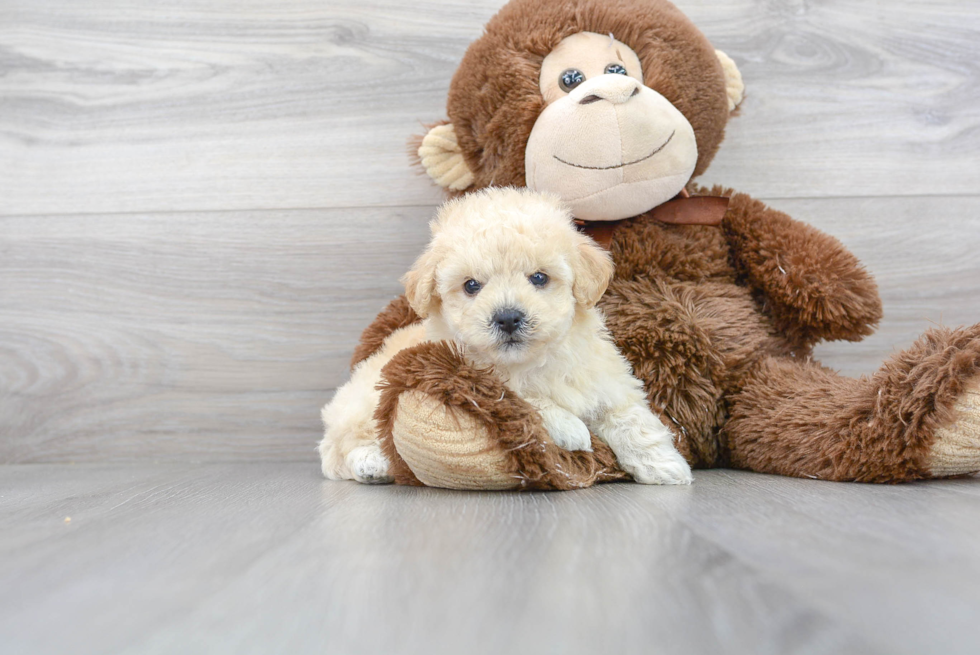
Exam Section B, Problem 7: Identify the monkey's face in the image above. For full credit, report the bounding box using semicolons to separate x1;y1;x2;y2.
418;0;744;219
525;32;698;221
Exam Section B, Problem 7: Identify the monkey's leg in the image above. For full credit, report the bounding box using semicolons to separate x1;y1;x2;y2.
724;325;980;482
350;295;420;370
374;342;629;490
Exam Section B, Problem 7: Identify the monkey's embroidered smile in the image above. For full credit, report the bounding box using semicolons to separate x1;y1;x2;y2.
553;130;676;171
517;33;701;221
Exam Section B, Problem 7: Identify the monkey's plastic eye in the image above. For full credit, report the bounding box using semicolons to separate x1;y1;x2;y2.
528;272;549;287
463;279;482;296
559;69;585;93
605;63;628;76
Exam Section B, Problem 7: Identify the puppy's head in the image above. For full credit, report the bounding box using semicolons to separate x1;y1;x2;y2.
402;187;614;365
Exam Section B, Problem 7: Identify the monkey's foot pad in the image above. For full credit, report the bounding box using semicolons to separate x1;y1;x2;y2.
930;376;980;477
375;341;627;490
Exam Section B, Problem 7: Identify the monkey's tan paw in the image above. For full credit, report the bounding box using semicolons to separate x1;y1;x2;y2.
376;342;630;490
391;390;519;490
928;376;980;478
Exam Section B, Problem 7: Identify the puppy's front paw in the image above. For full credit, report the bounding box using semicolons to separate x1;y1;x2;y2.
346;443;393;484
621;445;693;485
540;406;592;452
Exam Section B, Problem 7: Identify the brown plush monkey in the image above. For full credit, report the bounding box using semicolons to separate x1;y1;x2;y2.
352;0;980;489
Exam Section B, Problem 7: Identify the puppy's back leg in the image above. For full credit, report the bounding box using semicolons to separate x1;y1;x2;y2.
320;373;389;482
319;323;426;482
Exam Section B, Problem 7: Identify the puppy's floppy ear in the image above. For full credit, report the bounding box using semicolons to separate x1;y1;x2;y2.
401;246;440;318
572;235;615;308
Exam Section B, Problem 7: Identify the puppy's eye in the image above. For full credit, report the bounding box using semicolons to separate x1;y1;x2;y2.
559;69;585;93
604;63;628;76
463;279;482;296
528;272;549;287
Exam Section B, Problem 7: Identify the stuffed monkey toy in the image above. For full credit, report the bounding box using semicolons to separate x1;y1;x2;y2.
348;0;980;489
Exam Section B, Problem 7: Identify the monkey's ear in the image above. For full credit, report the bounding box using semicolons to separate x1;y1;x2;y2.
572;237;615;308
715;50;745;112
401;247;440;318
417;123;475;191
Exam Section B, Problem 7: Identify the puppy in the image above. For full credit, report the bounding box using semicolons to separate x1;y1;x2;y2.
320;187;692;485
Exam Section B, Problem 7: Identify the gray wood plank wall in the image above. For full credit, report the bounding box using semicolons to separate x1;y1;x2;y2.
2;0;979;462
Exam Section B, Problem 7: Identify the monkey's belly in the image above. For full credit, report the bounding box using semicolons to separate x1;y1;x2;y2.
599;277;778;467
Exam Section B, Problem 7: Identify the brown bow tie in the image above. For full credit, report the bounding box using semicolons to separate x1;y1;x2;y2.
575;191;730;249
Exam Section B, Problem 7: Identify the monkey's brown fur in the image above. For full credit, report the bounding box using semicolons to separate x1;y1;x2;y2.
355;0;980;484
374;343;628;489
350;296;419;370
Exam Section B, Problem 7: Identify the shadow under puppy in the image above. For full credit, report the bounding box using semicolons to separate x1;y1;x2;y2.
320;187;692;485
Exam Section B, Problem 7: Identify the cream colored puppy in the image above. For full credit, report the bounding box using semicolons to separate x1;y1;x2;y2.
320;187;692;485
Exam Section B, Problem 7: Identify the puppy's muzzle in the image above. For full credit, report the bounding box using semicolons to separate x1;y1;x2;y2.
491;307;526;336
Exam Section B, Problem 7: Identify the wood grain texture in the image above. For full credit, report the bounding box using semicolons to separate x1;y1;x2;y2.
0;0;978;216
4;464;980;655
2;197;978;462
0;206;432;462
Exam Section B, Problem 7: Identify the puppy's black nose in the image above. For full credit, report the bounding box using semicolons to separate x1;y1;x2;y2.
492;308;525;335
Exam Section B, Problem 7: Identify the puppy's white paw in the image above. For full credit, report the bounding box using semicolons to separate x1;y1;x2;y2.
540;406;593;452
620;445;693;485
346;443;393;484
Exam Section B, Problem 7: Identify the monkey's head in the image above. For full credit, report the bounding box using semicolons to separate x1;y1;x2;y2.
417;0;744;221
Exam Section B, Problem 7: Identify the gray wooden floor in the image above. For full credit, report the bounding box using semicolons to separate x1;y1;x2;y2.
4;465;980;655
2;0;980;652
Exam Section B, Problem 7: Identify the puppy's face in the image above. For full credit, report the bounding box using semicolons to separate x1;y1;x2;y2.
431;224;576;365
403;188;614;366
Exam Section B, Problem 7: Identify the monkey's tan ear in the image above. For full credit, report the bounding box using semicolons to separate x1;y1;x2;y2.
572;237;615;308
418;123;475;191
401;247;440;318
715;50;744;112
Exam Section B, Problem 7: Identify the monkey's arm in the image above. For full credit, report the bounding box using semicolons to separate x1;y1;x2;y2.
716;189;883;346
349;295;421;370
